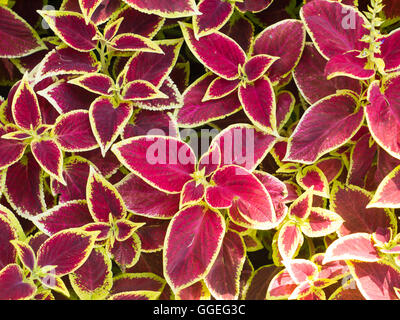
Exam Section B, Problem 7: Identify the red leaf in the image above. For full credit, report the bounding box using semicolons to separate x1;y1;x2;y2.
164;205;225;291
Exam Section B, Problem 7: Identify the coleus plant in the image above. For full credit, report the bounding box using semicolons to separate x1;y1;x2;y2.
1;0;400;301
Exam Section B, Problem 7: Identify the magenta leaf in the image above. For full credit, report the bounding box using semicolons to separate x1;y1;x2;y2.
238;77;276;133
293;43;362;104
51;156;92;203
53;110;99;152
87;167;126;222
210;124;276;170
180;22;246;80
347;260;400;300
33;200;93;235
122;0;199;18
69;73;114;96
38;10;97;52
325;51;373;80
164;204;225;291
205;230;245;300
36;228;99;276
11;79;42;131
0;264;36;300
206;165;277;229
0;126;27;170
330;183;396;236
365;77;400;160
300;0;368;59
0;215;17;269
4;153;46;218
177;73;241;127
253;19;305;83
31;139;65;185
89;97;132;156
116;173;180;219
69;247;112;300
285;93;364;164
193;0;234;37
112;136;196;193
36;47;100;79
124;39;183;88
0;5;46;58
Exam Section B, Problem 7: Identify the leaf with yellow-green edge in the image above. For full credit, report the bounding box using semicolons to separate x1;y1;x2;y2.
323;233;381;264
202;77;240;101
369;164;400;208
109;33;163;53
111;135;196;194
115;173;180;219
124;38;184;88
122;0;199;18
0;204;25;240
266;269;298;300
39;273;70;297
110;232;142;268
0;5;46;58
252;19;305;84
242;264;278;300
35;46;100;80
365;77;400;161
206;165;277;230
316;157;344;185
284;92;363;164
347;260;400;300
32;200;94;236
330;182;397;237
180;179;205;209
179;22;246;80
86;166;126;222
176;73;241;128
52;110;99;152
68;73;114;96
69;246;112;300
347;133;376;187
37;10;98;52
108;5;165;39
0;264;36;300
163;204;225;292
78;0;103;24
0;125;27;171
0;214;18;270
4;153;47;219
122;79;168;101
296;165;330;198
205;230;246;300
243;230;263;252
276;90;295;132
11;77;42;131
108;290;160;300
277;221;304;261
193;0;234;38
288;188;314;220
111;272;166;295
10;240;36;272
36;228;100;277
210;123;277;171
115;219;144;242
31;139;66;186
299;0;368;60
238;76;277;135
89;97;133;157
176;281;211;300
301;208;343;238
50;156;93;203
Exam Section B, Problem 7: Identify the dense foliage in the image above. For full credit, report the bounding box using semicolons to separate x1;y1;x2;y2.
1;0;400;300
